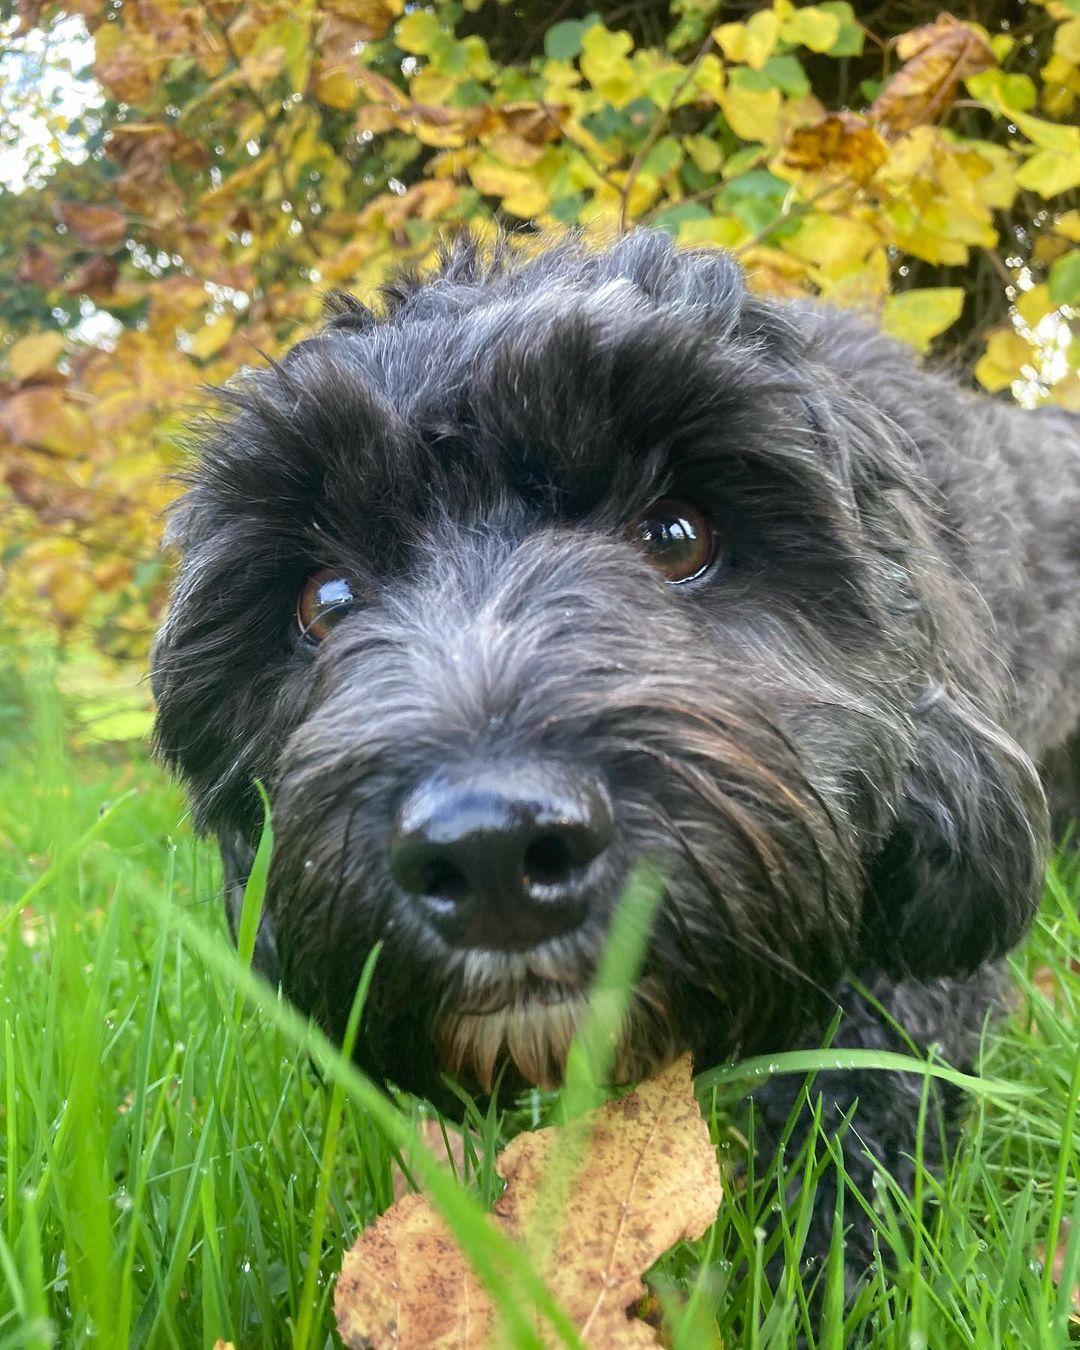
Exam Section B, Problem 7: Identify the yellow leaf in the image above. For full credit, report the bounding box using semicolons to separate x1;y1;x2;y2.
974;329;1033;393
683;134;723;174
776;2;842;53
468;159;549;217
676;216;745;249
188;313;235;359
251;18;310;94
882;287;965;353
1048;373;1080;412
394;9;442;55
714;11;779;70
818;246;890;309
719;85;781;144
1016;149;1080;198
580;24;636;107
1054;18;1080;64
965;68;1038;112
784;213;879;268
691;53;725;103
1056;210;1080;243
314;65;359;109
1015;284;1055;328
8;332;65;382
1008;109;1080;154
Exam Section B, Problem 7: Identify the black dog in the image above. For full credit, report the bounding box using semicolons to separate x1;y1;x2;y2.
152;232;1080;1282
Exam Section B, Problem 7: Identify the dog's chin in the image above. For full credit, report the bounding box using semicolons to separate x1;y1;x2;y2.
433;976;680;1094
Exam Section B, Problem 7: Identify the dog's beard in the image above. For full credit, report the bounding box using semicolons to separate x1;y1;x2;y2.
433;968;678;1092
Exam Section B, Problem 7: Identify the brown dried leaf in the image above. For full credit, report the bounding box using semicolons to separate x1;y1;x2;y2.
1037;1222;1080;1314
780;112;887;183
871;14;994;133
2;388;94;458
65;255;121;301
335;1055;721;1349
17;243;58;290
54;201;128;250
323;0;402;40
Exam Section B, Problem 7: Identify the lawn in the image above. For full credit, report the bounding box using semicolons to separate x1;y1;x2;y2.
0;673;1077;1349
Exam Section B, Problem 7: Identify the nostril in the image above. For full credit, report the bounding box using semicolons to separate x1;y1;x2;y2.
523;831;577;887
418;857;470;905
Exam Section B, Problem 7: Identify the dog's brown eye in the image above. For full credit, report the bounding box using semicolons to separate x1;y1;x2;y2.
628;499;717;583
297;570;356;642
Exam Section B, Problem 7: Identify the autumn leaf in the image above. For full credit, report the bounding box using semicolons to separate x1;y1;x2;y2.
17;243;58;289
53;201;128;250
779;112;887;183
881;286;965;352
64;255;121;301
2;0;1077;668
324;0;402;40
2;388;93;457
975;328;1034;393
8;332;65;382
871;14;995;133
335;1055;722;1349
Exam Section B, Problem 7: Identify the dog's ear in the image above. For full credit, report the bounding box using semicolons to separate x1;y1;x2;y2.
219;830;281;985
862;685;1048;977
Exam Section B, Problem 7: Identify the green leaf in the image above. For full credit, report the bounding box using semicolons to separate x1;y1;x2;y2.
966;69;1038;113
818;1;864;56
1048;250;1080;307
762;53;810;97
642;135;682;177
545;19;588;62
650;201;712;235
882;287;965;353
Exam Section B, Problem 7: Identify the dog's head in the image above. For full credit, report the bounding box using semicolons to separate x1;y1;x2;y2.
152;232;1047;1099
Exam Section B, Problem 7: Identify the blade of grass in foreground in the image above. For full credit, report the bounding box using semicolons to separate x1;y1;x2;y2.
697;1046;1036;1099
130;873;586;1350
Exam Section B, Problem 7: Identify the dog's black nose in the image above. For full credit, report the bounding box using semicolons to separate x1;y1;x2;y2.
389;763;614;950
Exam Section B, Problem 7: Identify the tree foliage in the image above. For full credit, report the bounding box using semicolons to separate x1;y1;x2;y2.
1;0;1078;709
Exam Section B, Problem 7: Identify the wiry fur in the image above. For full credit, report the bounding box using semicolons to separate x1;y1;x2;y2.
152;231;1080;1289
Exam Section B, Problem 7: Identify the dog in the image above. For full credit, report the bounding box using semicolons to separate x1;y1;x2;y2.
151;230;1080;1286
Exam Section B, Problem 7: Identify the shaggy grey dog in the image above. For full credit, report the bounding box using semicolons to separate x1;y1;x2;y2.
151;231;1080;1286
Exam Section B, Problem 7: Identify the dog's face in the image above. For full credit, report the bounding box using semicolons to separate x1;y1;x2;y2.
152;233;1046;1101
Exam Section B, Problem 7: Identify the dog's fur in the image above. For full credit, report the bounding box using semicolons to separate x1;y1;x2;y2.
152;231;1080;1283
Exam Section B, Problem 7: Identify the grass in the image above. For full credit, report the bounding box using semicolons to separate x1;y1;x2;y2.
0;672;1077;1349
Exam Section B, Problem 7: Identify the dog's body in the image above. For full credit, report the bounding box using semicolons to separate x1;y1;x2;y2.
152;232;1080;1286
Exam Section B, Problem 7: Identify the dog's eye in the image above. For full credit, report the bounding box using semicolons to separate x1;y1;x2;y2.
297;570;357;642
628;499;718;584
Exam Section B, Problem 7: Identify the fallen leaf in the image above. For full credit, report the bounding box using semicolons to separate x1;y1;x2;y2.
335;1055;721;1349
871;14;994;133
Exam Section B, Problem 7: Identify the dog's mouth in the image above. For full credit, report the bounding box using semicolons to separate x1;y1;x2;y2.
433;976;679;1092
